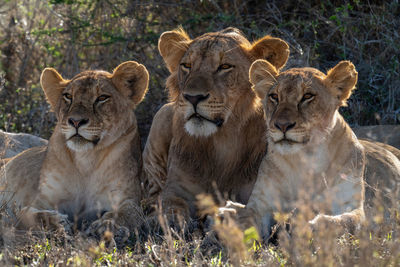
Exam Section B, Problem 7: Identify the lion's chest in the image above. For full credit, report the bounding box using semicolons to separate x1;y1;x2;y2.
169;135;257;203
253;150;363;216
38;165;124;218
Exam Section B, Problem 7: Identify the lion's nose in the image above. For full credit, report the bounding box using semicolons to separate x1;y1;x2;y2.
68;117;89;129
274;121;296;133
183;94;210;107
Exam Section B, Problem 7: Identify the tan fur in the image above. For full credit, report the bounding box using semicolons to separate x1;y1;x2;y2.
0;61;148;234
143;28;289;219
238;60;400;238
354;125;400;150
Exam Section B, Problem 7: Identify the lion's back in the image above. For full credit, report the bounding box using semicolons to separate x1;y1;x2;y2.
0;146;47;209
361;139;400;219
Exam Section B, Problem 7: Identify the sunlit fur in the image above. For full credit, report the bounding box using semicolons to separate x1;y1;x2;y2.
184;118;218;137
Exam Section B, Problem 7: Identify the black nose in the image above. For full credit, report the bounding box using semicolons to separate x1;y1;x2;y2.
183;94;209;107
68;117;89;129
274;121;296;133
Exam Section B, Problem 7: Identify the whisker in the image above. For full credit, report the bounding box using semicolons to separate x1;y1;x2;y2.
223;105;239;120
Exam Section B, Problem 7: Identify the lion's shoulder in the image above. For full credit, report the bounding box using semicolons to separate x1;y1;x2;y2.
145;102;174;148
153;102;175;125
143;103;175;196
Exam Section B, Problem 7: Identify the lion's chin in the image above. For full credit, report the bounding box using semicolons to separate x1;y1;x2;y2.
184;117;218;137
66;135;98;152
271;139;307;155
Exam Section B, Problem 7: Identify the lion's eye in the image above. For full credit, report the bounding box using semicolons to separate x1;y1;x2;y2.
63;93;72;102
268;93;279;102
301;93;315;102
181;63;191;70
218;64;233;71
96;95;110;103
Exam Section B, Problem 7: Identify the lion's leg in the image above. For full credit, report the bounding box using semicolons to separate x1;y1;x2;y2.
86;199;143;245
159;179;192;220
17;206;71;233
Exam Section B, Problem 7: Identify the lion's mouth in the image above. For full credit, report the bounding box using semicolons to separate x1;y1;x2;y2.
274;137;309;145
188;113;224;127
69;134;100;145
275;138;298;145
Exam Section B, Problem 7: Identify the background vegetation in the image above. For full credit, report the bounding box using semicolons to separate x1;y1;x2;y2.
0;0;399;142
0;0;399;265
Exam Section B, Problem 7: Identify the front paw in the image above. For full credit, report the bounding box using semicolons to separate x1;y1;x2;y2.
18;207;72;233
86;219;130;246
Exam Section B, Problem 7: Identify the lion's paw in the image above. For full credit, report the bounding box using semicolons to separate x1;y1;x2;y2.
19;207;72;233
86;219;130;247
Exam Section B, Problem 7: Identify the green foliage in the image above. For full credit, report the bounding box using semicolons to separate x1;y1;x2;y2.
243;226;260;249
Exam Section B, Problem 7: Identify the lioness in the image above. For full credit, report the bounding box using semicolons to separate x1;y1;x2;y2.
354;125;400;150
236;60;400;238
0;61;148;237
143;27;290;220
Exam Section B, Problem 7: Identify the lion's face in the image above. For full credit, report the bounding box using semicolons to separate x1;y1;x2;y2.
40;61;149;152
250;60;358;154
177;36;255;137
158;28;289;137
57;72;134;152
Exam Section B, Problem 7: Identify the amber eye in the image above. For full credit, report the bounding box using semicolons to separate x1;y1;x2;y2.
181;63;191;70
301;93;315;102
63;93;72;102
96;95;110;103
218;64;233;71
268;93;279;102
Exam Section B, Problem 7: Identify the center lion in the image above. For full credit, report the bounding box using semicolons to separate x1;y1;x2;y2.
143;27;290;220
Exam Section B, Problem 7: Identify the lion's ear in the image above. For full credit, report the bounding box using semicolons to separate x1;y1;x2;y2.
249;59;278;99
248;36;289;70
40;68;68;111
158;28;191;73
112;61;149;106
324;61;358;106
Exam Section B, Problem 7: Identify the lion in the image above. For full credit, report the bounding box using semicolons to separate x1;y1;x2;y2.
231;60;400;238
0;61;148;239
142;27;290;221
354;125;400;150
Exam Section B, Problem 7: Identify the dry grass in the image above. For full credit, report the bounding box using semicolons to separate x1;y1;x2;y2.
0;194;398;266
0;219;398;266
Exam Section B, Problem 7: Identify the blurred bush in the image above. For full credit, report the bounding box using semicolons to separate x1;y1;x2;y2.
0;0;399;142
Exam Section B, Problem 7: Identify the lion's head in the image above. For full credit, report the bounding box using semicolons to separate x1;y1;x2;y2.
158;27;289;137
249;60;358;154
40;61;149;152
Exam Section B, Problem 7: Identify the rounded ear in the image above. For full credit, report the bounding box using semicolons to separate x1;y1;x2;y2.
248;36;289;70
40;68;68;111
324;61;358;106
249;59;278;99
158;28;191;73
112;61;149;106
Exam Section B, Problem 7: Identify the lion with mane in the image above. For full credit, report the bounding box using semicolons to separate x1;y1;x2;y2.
143;27;290;220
